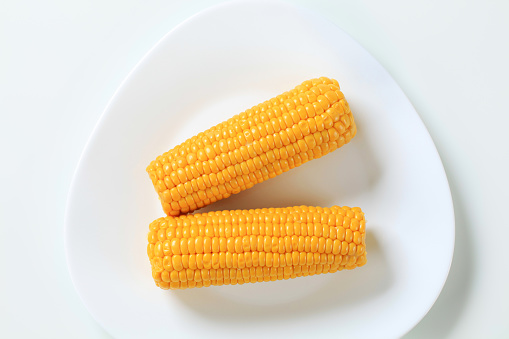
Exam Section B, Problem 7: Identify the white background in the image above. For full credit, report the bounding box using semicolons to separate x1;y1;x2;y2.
1;0;508;338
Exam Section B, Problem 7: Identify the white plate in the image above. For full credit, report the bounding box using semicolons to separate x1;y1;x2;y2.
65;1;454;338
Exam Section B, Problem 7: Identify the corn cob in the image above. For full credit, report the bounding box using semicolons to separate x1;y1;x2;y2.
147;205;366;290
147;77;357;216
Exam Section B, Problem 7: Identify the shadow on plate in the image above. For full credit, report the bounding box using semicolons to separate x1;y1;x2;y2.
170;231;392;322
402;159;474;338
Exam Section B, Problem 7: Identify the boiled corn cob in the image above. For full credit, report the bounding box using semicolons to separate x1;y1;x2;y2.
147;77;357;216
148;205;366;290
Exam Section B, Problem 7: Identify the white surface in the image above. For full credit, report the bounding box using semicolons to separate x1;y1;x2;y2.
1;0;508;338
64;2;453;338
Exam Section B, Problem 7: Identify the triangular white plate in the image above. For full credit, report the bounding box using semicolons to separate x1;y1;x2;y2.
65;1;454;338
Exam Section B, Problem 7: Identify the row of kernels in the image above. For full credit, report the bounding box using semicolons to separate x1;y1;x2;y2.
154;268;268;289
147;240;366;271
151;252;366;280
150;232;365;257
289;205;358;215
155;264;334;284
155;268;313;290
151;244;365;272
154;258;362;290
150;205;364;231
152;250;358;282
157;206;365;236
148;220;364;243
